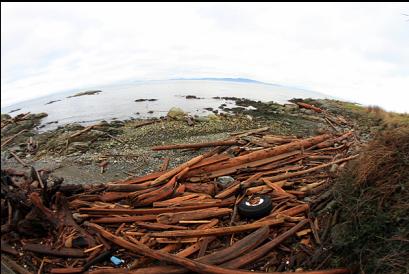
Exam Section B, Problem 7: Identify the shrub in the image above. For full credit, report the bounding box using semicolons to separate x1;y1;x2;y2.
332;127;409;274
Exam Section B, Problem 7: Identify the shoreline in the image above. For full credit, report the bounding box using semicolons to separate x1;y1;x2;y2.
1;97;388;186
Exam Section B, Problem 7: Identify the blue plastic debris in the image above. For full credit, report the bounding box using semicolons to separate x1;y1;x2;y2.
110;256;124;266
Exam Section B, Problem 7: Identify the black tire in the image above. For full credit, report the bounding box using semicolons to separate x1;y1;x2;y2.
238;195;272;219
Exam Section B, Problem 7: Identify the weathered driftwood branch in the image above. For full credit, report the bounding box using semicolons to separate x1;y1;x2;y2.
150;155;205;186
260;155;358;183
314;131;353;149
296;102;323;113
1;129;28;148
79;197;235;215
91;215;157;224
221;219;309;268
152;140;240;151
23;244;86;257
9;151;29;167
186;134;331;177
136;222;188;230
69;125;95;139
198;226;270;265
157;207;232;224
1;255;33;274
189;150;301;181
150;218;284;238
86;222;350;274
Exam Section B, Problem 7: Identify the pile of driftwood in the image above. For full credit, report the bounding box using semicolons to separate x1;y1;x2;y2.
1;127;358;274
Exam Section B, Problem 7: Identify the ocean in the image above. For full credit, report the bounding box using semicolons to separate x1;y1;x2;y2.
1;79;329;131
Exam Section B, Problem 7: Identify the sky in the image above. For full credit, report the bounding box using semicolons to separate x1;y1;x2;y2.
1;3;409;112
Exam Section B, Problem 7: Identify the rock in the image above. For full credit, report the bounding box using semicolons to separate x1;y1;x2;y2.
207;113;221;121
108;120;125;128
284;104;298;112
6;120;34;135
1;114;11;120
216;176;235;188
30;181;39;188
45;100;61;105
64;123;85;132
72;213;86;222
8;108;21;114
167;107;187;120
134;99;157;102
70;130;104;143
67;142;90;154
304;109;314;115
34;112;48;119
330;164;339;173
185;95;202;99
315;127;327;135
194;116;211;122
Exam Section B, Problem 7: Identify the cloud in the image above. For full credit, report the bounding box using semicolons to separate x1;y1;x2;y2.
1;2;409;112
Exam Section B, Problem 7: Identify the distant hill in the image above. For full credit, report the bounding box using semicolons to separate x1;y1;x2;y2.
170;77;281;86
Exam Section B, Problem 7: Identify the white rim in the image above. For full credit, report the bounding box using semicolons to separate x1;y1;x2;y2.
245;197;264;207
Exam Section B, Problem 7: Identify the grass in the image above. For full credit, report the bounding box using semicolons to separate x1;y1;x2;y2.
331;127;409;274
337;101;409;128
364;105;409;127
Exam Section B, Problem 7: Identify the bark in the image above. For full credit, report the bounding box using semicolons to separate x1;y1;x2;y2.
184;183;216;196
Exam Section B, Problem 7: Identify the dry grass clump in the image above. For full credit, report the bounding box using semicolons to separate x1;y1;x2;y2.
365;105;409;128
332;127;409;274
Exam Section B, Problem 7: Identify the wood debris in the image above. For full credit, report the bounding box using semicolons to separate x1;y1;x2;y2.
1;127;357;274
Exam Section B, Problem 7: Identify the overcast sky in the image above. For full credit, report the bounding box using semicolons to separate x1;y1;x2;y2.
2;3;409;112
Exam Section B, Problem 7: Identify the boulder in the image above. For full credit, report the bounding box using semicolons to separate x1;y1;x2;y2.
167;107;187;120
216;176;235;188
194;116;210;122
67;142;90;154
207;113;221;121
283;104;298;112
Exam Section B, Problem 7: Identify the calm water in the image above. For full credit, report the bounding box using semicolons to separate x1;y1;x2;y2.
1;79;329;131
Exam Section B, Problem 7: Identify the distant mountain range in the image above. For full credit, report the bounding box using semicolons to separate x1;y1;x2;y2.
170;77;278;85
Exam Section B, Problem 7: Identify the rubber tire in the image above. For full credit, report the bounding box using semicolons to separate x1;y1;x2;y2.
238;195;273;219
